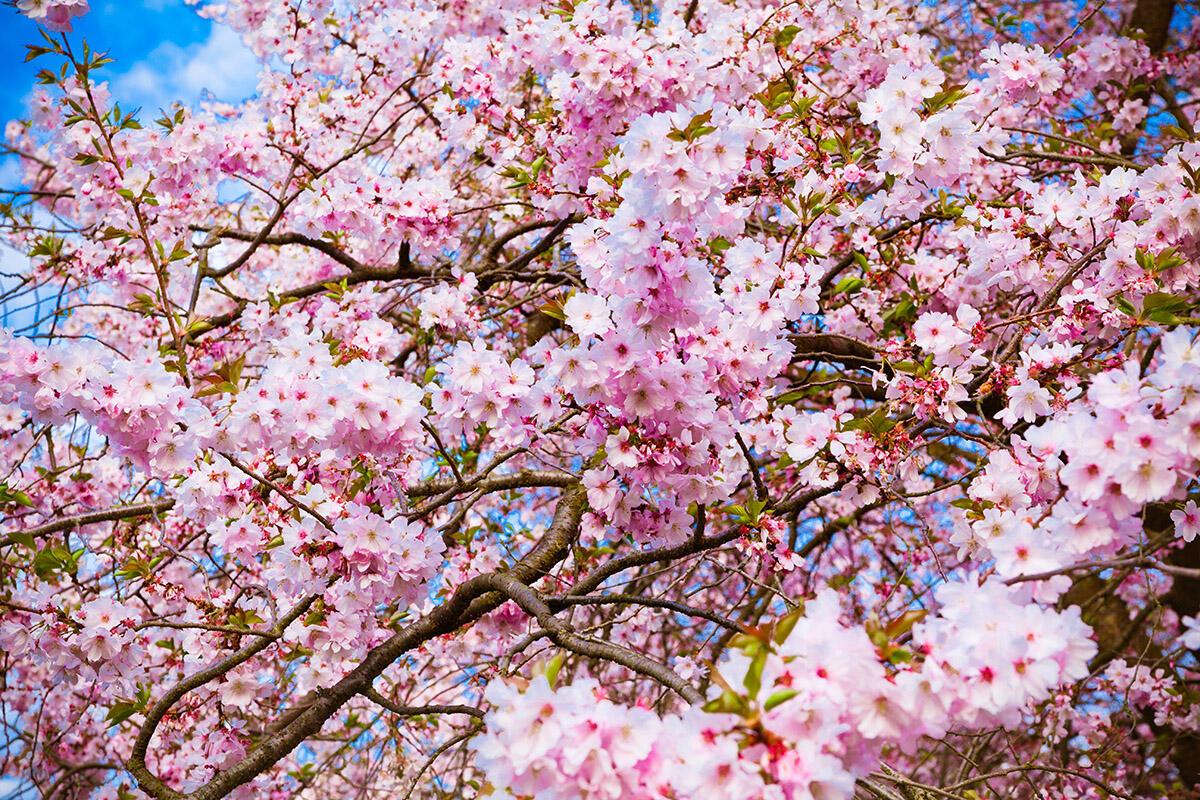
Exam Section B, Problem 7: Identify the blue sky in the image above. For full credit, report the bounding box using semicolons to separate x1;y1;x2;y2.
0;0;258;129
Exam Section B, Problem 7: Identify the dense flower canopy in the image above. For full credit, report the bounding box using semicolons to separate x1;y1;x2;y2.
1;0;1199;797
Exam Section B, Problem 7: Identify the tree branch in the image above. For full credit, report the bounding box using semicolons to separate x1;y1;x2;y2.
2;499;175;548
361;687;483;719
487;573;704;704
139;483;585;800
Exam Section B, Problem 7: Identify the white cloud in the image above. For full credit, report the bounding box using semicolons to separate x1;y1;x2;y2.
109;24;259;113
0;155;22;187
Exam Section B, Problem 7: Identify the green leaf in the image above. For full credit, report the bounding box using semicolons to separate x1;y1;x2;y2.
772;605;805;644
827;573;853;589
8;531;36;550
727;501;768;525
545;652;565;688
885;609;927;639
709;236;733;253
0;482;34;508
117;558;154;580
1142;292;1186;311
107;701;141;727
789;95;818;119
868;625;890;647
195;380;239;398
529;154;547;180
832;276;865;295
25;44;53;62
33;546;81;579
669;109;716;143
538;296;568;322
757;79;793;110
923;83;966;114
774;389;808;406
1142;292;1191;319
702;689;750;716
1162;124;1193;143
881;295;918;336
763;688;800;711
773;26;801;50
842;408;895;436
743;646;767;698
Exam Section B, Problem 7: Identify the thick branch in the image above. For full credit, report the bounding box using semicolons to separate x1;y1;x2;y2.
487;573;704;704
127;593;321;800
548;592;742;631
789;333;878;368
361;687;483;719
139;483;584;800
2;499;175;548
406;469;578;498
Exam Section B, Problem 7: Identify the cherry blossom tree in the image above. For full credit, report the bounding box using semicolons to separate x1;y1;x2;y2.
2;0;1199;797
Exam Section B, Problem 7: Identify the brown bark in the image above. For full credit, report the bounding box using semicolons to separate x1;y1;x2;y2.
1122;0;1179;152
1127;0;1177;54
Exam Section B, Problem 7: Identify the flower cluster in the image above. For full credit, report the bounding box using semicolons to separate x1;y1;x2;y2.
953;329;1200;585
0;331;207;472
474;583;1095;800
4;0;1200;797
223;324;426;465
17;0;89;32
